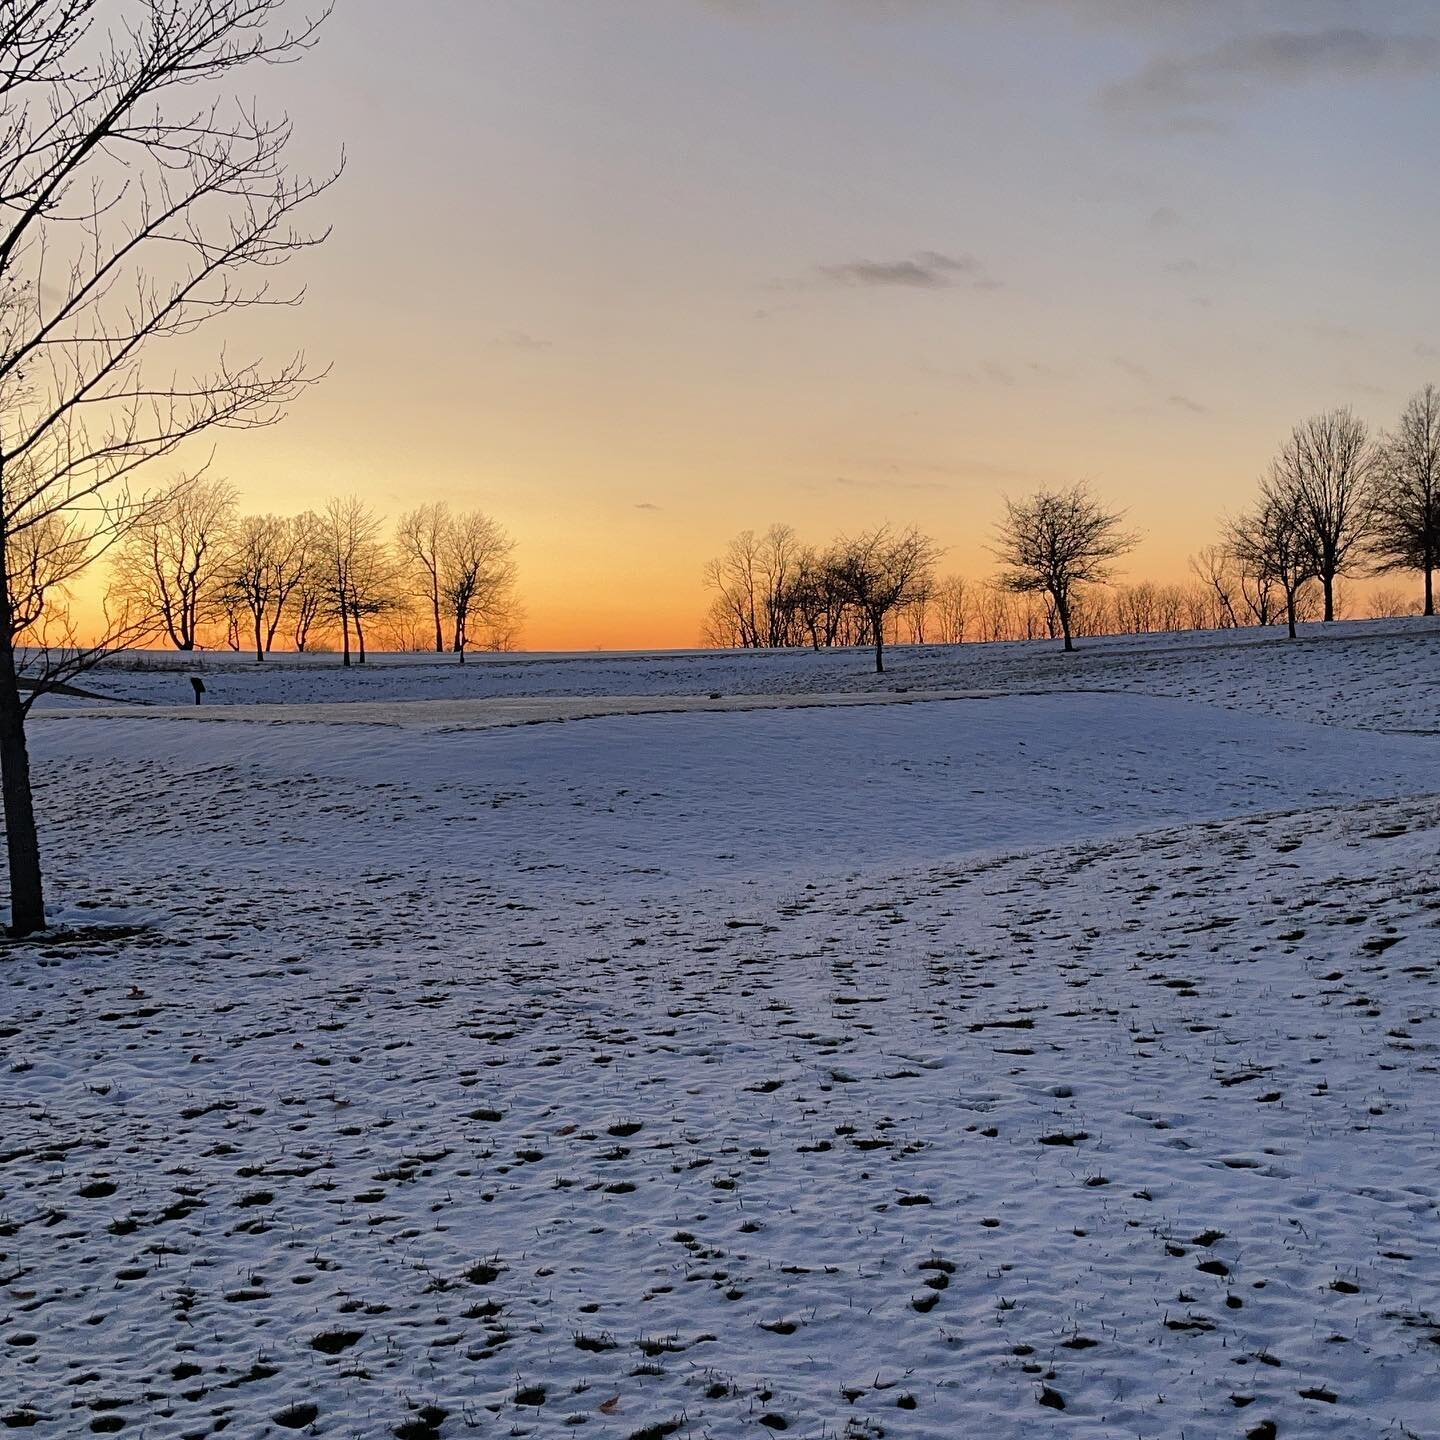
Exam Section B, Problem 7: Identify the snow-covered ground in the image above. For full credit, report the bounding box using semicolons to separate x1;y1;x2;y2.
4;627;1440;1439
65;618;1440;733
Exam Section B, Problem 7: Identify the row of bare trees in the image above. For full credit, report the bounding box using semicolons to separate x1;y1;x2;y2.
704;392;1440;660
705;486;1137;659
1219;396;1440;637
703;524;939;672
108;481;520;664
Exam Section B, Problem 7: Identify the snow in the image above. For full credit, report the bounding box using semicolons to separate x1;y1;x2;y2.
62;618;1440;733
3;626;1440;1439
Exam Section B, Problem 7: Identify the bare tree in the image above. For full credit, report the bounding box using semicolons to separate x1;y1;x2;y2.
1229;483;1314;640
221;510;316;661
755;523;804;648
111;477;236;649
290;523;325;653
827;526;939;674
701;524;809;649
441;508;517;660
901;574;933;643
396;501;451;653
1371;385;1440;616
702;529;763;648
318;497;393;666
0;0;336;934
1271;408;1378;623
1233;544;1278;627
1367;586;1420;620
992;484;1138;651
1180;582;1219;632
3;453;93;641
1189;545;1242;628
931;574;972;645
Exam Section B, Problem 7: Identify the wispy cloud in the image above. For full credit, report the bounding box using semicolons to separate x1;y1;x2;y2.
495;330;553;351
1168;393;1208;414
634;501;662;511
817;250;994;290
1103;28;1440;131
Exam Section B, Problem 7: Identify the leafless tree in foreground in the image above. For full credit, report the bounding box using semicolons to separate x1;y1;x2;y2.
992;484;1138;652
111;478;237;649
1270;408;1378;623
0;0;337;934
827;526;940;674
1371;385;1440;616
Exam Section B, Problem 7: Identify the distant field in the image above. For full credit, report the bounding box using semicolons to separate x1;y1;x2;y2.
55;617;1440;733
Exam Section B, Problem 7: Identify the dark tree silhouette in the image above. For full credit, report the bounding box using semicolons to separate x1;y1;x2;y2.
221;510;319;661
1228;483;1314;640
827;526;939;674
992;484;1138;651
442;509;517;660
0;0;337;934
1372;385;1440;616
319;497;391;666
1271;408;1377;623
396;502;451;653
111;478;237;649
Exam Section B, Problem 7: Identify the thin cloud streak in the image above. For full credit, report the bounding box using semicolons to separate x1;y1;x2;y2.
817;250;994;290
1103;27;1440;130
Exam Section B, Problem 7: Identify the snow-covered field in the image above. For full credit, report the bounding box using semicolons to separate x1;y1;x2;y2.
4;625;1440;1439
67;618;1440;733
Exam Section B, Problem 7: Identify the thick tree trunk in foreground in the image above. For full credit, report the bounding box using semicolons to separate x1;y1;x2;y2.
0;545;44;935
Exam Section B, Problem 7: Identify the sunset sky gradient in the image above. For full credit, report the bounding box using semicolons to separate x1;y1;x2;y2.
183;0;1440;648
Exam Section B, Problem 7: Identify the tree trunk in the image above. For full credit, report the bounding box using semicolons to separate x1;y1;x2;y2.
340;596;351;667
1425;561;1434;618
871;610;884;674
1286;591;1297;640
1322;574;1335;623
355;612;367;663
431;581;443;654
254;614;264;664
1056;592;1074;652
0;556;45;936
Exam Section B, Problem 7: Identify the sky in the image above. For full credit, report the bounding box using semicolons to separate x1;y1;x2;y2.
175;0;1440;648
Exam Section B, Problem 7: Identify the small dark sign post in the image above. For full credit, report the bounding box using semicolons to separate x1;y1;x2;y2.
190;676;206;706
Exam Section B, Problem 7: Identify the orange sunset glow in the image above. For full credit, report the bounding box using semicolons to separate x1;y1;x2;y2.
66;0;1440;650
